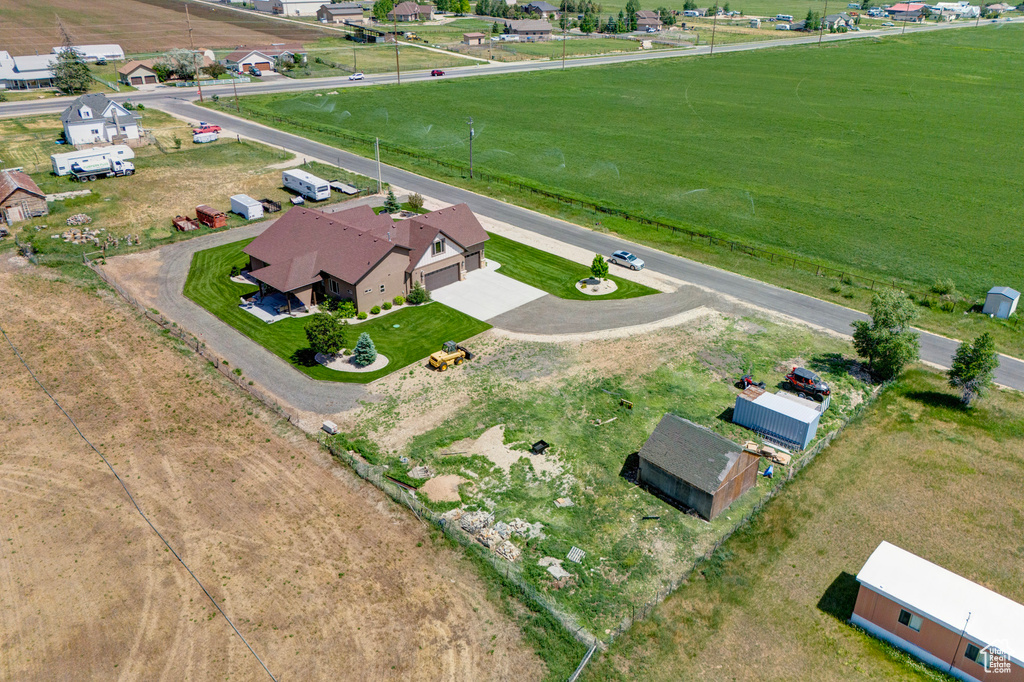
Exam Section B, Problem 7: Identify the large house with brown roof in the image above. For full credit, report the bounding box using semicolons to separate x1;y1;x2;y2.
224;45;305;73
0;170;48;224
388;1;435;21
117;61;159;86
503;19;553;40
243;203;489;312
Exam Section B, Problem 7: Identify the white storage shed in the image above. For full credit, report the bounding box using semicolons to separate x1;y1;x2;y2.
230;194;264;220
983;286;1019;319
733;386;821;450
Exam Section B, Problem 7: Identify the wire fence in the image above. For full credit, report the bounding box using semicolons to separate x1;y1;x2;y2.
233;106;951;307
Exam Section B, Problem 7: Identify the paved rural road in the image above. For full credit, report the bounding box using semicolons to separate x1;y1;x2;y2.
0;18;1011;120
137;98;1024;398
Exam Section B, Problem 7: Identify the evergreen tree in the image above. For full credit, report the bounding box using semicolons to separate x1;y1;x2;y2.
352;332;378;367
383;189;401;213
948;333;999;407
53;48;91;95
590;254;609;279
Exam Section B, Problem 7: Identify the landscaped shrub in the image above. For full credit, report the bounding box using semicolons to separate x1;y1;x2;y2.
304;312;346;356
407;281;430;304
358;311;368;320
352;332;377;367
335;300;357;318
393;295;405;306
408;193;424;211
319;298;338;313
382;301;392;310
370;305;381;315
230;265;241;277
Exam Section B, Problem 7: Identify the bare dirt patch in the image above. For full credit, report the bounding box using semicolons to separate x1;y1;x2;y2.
421;474;469;502
0;270;543;681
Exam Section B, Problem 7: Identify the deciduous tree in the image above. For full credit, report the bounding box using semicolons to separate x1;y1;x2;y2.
851;290;920;381
948;332;999;407
305;312;347;357
590;253;609;279
53;48;91;94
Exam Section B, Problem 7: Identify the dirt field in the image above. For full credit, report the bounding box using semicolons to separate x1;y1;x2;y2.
1;0;332;54
0;266;544;681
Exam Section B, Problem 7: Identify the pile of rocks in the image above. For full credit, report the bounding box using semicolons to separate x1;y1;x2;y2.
440;508;527;563
61;227;101;245
66;213;92;227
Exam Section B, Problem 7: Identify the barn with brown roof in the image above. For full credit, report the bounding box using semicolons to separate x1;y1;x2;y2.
0;170;48;224
243;202;488;312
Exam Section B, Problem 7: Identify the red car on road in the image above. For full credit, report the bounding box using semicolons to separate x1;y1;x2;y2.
430;69;445;77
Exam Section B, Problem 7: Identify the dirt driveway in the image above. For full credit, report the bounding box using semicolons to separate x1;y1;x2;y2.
0;270;543;681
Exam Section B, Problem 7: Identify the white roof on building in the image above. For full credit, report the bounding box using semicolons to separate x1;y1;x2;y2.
52;44;125;59
857;541;1024;665
283;168;328;185
12;54;56;72
748;390;820;424
988;286;1020;299
231;194;262;206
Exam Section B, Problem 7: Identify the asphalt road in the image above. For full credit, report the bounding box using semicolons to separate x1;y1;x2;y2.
0;18;1009;120
149;98;1024;392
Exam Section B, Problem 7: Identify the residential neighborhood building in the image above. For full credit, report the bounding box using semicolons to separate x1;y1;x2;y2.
503;19;553;40
823;12;854;27
0;52;56;91
49;44;125;62
636;9;663;28
242;203;489;312
933;1;981;16
388;2;436;21
852;541;1024;682
224;45;305;73
317;3;366;23
636;414;759;521
985;1;1013;11
463;32;487;45
117;61;159;86
0;170;48;224
60;93;141;147
886;2;927;20
521;1;560;19
254;0;327;15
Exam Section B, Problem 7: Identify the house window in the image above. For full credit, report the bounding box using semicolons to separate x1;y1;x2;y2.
432;239;444;255
380;284;385;293
364;288;371;293
329;279;339;295
965;643;984;666
897;609;922;632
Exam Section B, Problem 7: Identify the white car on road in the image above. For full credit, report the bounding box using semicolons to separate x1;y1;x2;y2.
610;250;645;270
349;72;364;81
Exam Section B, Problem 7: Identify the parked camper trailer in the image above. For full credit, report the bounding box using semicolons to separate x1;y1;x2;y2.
51;145;135;176
282;169;331;201
230;194;264;220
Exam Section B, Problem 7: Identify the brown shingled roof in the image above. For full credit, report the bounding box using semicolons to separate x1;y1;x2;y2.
0;170;45;203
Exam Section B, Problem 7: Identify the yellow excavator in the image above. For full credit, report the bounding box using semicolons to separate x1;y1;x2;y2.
429;341;473;371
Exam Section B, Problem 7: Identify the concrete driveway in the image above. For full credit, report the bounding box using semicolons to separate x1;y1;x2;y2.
430;261;547;321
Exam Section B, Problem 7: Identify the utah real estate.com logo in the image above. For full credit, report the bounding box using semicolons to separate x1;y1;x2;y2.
979;643;1011;675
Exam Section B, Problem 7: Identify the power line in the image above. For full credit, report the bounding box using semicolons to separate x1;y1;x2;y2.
0;321;279;682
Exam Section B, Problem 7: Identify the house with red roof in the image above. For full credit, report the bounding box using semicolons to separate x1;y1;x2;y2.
243;203;489;312
886;2;927;20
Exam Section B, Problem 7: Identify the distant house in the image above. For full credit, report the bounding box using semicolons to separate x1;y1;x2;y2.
224;45;305;73
317;2;365;23
0;170;48;224
254;0;327;16
823;12;854;27
985;1;1012;11
983;286;1019;319
934;0;981;16
789;19;808;30
60;93;141;147
244;203;489;312
388;1;435;20
463;32;487;45
503;19;553;40
117;61;159;86
522;1;560;19
637;414;759;521
852;541;1024;682
0;52;56;91
886;2;927;20
636;11;664;29
50;44;125;62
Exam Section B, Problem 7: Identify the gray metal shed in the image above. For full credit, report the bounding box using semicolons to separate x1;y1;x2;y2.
733;386;821;450
983;286;1019;319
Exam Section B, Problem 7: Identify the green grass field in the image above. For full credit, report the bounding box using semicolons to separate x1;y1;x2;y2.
229;26;1023;302
295;40;480;77
183;239;492;383
485;232;658;299
584;368;1024;680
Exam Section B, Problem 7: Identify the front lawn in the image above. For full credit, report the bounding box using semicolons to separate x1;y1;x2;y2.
485;232;658;300
183;238;492;383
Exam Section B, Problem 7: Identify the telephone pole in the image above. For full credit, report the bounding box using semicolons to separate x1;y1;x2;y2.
375;137;382;193
561;14;567;69
709;7;719;55
819;0;829;44
186;4;204;102
394;12;401;85
467;117;475;179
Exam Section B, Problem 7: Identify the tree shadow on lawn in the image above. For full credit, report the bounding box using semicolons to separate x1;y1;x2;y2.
817;571;860;622
290;347;320;367
905;390;963;411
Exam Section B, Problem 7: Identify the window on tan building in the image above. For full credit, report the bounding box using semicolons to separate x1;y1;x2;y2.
897;609;923;632
329;279;340;295
379;284;385;293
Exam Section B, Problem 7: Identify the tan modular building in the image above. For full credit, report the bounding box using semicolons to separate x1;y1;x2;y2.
243;203;488;313
463;32;487;45
117;61;159;86
0;170;48;224
637;414;759;520
503;19;553;40
317;3;365;23
852;541;1024;682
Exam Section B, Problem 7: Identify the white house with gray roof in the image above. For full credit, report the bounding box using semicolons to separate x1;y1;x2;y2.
0;52;57;91
60;93;141;147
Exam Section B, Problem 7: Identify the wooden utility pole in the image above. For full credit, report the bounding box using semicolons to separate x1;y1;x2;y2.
394;12;401;84
375;137;382;192
819;0;829;44
467;117;474;179
709;8;719;55
186;4;204;102
561;14;567;69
